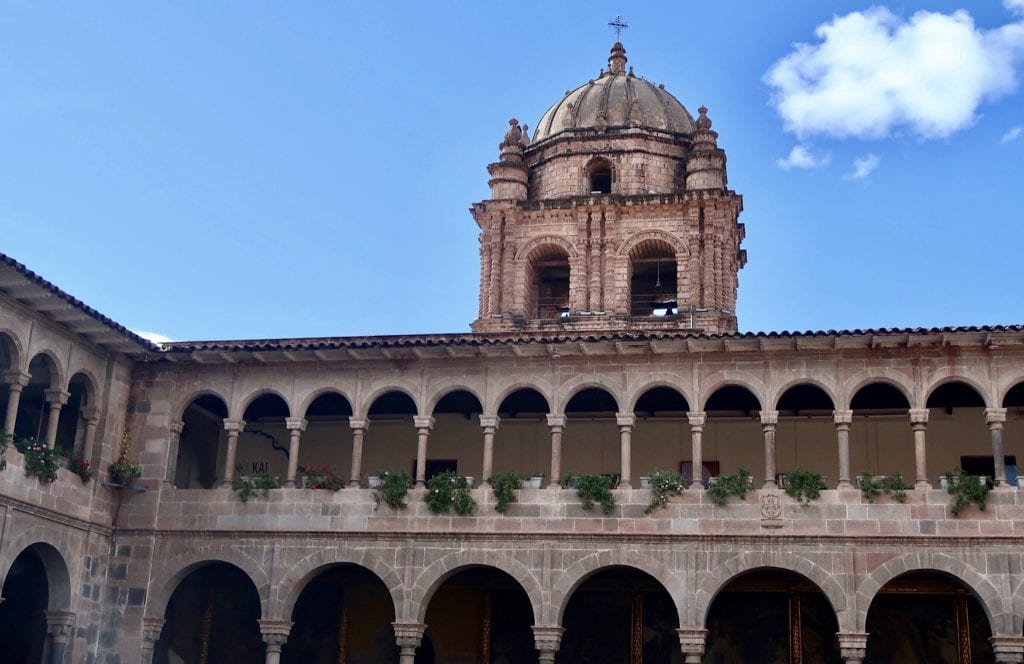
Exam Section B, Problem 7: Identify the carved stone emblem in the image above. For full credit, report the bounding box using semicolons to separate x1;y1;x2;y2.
760;492;783;527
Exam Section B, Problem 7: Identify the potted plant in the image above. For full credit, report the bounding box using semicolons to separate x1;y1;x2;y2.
644;469;685;513
15;437;58;484
708;468;753;506
526;472;544;489
232;472;281;503
783;468;827;505
365;473;383;489
302;465;344;490
110;430;141;486
573;473;616;514
488;471;523;513
943;466;990;516
373;470;412;509
425;470;476;515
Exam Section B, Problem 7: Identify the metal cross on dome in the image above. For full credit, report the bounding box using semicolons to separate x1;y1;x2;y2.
608;15;629;40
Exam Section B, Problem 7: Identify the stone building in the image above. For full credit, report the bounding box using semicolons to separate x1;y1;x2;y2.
1;41;1023;663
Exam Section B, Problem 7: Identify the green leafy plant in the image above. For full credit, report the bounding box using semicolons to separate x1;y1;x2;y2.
488;471;523;513
944;466;990;516
560;472;576;488
373;470;413;509
708;468;753;506
425;471;476;515
644;468;685;514
63;451;93;484
881;473;911;503
110;396;141;483
858;472;882;503
302;465;344;490
783;468;827;504
232;472;281;503
16;437;58;484
575;473;616;514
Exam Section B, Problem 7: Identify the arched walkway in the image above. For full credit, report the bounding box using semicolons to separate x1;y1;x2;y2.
563;387;620;483
0;542;73;664
176;394;229;488
632;386;690;481
494;387;551;481
703;384;763;484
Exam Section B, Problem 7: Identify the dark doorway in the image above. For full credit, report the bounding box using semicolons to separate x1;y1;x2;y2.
0;547;49;663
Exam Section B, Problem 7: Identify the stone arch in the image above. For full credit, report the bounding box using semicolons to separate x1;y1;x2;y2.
769;375;839;412
272;548;403;622
695;551;849;630
26;349;65;390
854;552;1006;633
555;375;624;414
698;372;767;412
843;369;915;410
357;384;422;418
488;380;554;417
513;235;578;263
626;374;693;413
0;532;73;612
235;388;292;420
0;328;25;371
998;376;1024;407
551;551;686;626
297;387;355;419
617;229;689;258
425;382;486;415
408;551;543;625
923;371;993;408
146;546;272;619
582;155;617;195
64;367;100;407
174;388;231;421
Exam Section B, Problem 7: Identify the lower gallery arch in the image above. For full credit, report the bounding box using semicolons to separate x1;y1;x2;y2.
864;570;994;663
154;561;264;663
416;565;536;664
282;563;398;663
560;566;679;663
704;568;841;663
0;543;72;663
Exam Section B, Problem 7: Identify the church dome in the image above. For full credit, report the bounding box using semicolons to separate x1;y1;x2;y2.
533;43;696;143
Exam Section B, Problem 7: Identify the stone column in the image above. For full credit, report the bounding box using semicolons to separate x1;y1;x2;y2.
547;414;565;488
284;417;307;487
44;610;75;664
164;420;183;486
990;634;1024;663
141;616;165;664
760;410;779;489
616;412;635;488
258;619;293;664
677;627;707;664
837;631;868;664
479;415;500;484
348;417;369;487
393;622;426;664
2;370;30;439
221;419;245;487
413;416;434;487
43;389;69;449
687;412;706;490
532;625;564;664
908;409;930;489
81;407;100;461
834;409;854;489
986;407;1010;488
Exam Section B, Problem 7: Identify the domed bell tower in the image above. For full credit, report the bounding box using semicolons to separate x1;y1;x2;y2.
471;42;745;335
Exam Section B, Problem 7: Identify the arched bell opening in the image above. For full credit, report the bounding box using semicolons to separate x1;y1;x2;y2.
864;571;994;663
704;568;841;662
775;383;836;487
563;387;620;480
587;158;613;194
176;394;229;489
628;240;678;317
494;388;551;480
850;382;912;481
703;385;762;483
154;562;264;663
525;245;571;320
560;566;680;663
283;564;397;663
422;566;536;663
429;390;484;481
632;386;691;481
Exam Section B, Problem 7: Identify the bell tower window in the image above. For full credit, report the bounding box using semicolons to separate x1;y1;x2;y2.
588;160;613;194
524;245;572;319
629;241;678;317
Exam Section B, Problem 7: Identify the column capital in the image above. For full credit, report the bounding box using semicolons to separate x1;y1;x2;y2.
990;634;1024;663
44;610;76;645
412;415;435;431
44;389;70;406
142;615;166;643
82;406;101;423
986;407;1008;426
348;417;370;431
258;618;293;645
3;370;31;387
284;417;307;433
615;412;635;428
479;415;501;430
546;414;566;428
687;412;706;428
759;409;779;426
677;627;707;657
168;420;184;436
837;631;868;662
392;622;426;648
833;409;853;425
532;625;564;652
224;419;246;433
908;408;929;426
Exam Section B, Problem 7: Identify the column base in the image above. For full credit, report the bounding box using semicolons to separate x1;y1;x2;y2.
915;480;932;490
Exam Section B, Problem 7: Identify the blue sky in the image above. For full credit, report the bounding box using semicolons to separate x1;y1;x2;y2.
1;2;1022;341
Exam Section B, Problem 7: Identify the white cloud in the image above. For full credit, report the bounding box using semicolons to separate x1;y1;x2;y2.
765;8;1024;139
1001;125;1023;142
1007;0;1024;17
776;144;830;170
847;153;881;180
133;330;173;345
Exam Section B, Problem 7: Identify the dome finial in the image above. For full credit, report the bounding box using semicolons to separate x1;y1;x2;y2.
608;42;627;75
696;106;712;130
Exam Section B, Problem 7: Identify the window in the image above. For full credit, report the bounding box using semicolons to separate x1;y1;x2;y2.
589;162;612;194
